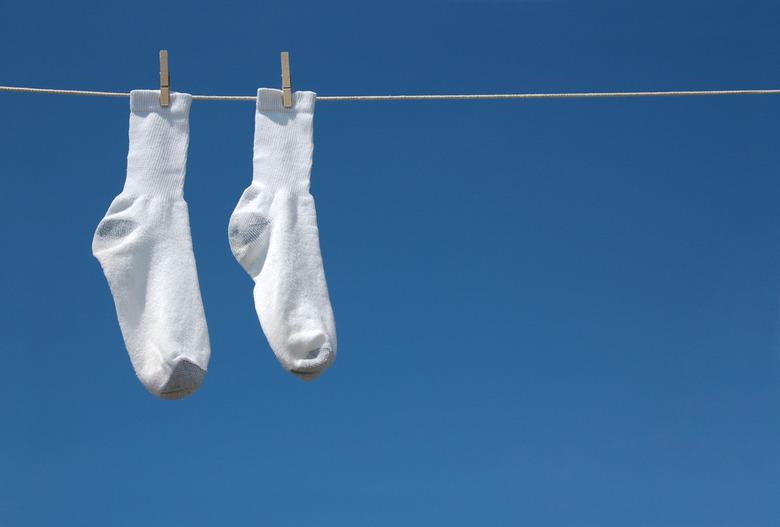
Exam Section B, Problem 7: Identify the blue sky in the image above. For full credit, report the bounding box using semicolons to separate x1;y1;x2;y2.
1;0;779;525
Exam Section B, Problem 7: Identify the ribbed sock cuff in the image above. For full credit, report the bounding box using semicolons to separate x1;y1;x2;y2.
131;90;192;116
123;90;192;197
252;89;316;193
256;88;315;114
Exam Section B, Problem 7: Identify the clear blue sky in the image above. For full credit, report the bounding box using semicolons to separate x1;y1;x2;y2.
1;1;779;525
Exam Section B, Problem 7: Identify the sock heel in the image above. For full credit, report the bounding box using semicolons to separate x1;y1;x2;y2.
228;212;272;276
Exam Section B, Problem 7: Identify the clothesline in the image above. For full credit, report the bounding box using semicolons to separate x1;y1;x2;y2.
2;85;780;101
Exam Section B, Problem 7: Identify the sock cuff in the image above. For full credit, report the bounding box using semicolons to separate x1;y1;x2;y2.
130;90;192;115
123;90;192;198
256;88;315;114
252;89;316;193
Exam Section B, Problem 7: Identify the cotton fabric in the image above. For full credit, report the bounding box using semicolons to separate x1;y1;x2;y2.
93;90;211;399
229;88;336;379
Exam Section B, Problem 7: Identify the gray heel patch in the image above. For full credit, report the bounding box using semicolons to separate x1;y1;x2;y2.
229;213;272;275
229;214;270;248
96;218;136;239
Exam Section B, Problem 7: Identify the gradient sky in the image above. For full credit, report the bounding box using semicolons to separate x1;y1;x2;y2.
1;1;779;525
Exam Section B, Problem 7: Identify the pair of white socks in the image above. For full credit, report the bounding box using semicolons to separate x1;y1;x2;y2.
92;89;336;399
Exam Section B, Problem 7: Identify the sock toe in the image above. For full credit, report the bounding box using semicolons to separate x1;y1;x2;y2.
289;346;333;381
158;359;206;400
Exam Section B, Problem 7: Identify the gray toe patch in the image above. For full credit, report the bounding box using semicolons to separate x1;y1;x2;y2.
160;359;206;400
289;347;332;376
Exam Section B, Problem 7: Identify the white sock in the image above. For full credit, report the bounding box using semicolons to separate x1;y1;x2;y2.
229;88;336;380
93;90;210;399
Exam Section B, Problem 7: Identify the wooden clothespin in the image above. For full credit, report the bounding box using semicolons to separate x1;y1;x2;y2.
159;50;170;107
280;51;292;108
